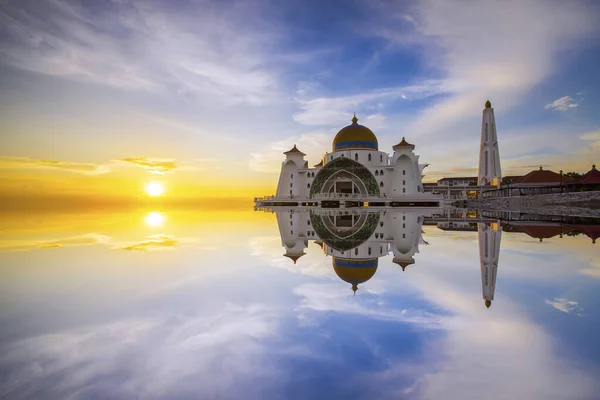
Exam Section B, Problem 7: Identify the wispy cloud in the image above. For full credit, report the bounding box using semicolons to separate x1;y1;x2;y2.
116;157;177;175
0;304;282;399
293;80;443;126
0;157;110;175
545;297;581;314
0;0;286;105
0;233;110;252
545;96;579;111
115;234;177;251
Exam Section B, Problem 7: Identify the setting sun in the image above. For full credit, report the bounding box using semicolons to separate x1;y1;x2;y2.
146;182;164;197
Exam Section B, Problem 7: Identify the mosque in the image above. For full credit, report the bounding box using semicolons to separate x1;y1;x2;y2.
256;114;442;207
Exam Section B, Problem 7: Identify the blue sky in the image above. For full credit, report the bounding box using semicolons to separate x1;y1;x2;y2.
1;0;600;192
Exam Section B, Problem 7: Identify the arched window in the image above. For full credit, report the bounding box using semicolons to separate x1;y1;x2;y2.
290;183;293;188
291;174;293;179
380;155;383;162
307;220;310;225
380;170;384;175
291;230;294;234
402;233;405;238
307;183;310;188
380;246;382;254
402;188;406;193
485;123;488;141
368;154;371;162
402;170;406;176
403;180;406;185
417;186;421;192
368;247;372;255
290;221;293;226
380;222;383;227
354;153;358;161
330;156;333;161
380;181;384;187
355;248;358;255
375;170;379;176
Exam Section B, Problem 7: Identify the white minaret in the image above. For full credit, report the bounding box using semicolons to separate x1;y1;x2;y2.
478;221;502;309
275;145;306;198
478;100;502;188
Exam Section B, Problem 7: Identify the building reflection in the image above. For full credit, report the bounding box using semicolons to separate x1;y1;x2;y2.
275;208;436;295
268;207;599;306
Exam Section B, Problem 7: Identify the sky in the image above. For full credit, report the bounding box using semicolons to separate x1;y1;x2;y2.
1;0;600;205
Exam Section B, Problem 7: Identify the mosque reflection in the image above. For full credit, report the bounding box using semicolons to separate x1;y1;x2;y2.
265;207;599;308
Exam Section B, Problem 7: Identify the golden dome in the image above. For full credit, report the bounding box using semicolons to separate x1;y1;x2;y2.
332;114;378;152
332;257;378;293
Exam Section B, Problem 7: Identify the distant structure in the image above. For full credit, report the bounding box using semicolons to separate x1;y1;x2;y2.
478;221;502;308
478;100;502;188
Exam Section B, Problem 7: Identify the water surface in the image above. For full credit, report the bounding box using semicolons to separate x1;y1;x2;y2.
1;208;599;400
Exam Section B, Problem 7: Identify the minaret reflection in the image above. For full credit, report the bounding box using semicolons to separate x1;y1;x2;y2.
274;208;431;294
478;220;502;308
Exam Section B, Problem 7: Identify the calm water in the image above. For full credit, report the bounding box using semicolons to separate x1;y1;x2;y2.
1;207;599;400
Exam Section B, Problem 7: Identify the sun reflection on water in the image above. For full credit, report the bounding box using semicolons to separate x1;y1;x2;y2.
145;212;165;227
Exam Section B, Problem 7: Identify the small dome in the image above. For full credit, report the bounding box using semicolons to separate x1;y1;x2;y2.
332;257;378;293
332;114;378;152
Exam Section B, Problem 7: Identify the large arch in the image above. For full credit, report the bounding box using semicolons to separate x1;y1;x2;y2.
310;157;379;198
310;211;380;252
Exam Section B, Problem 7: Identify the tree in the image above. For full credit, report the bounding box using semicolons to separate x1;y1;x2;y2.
564;171;583;179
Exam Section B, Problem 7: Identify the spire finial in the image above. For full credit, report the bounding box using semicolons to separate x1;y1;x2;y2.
485;300;492;309
485;100;492;109
352;283;358;295
352;113;358;124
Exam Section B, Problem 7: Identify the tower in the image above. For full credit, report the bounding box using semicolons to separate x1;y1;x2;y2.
478;221;502;308
275;145;306;198
478;100;502;188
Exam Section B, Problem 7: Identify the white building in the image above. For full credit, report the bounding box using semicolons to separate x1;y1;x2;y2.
273;115;433;202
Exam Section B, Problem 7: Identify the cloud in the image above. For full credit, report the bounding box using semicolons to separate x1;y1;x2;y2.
0;304;281;399
116;157;177;175
293;80;443;126
544;297;580;314
0;0;286;105
115;234;177;251
294;282;444;328
545;96;579;111
0;233;111;252
249;130;332;173
0;157;110;175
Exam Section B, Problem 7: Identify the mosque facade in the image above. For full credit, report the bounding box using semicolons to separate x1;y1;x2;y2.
264;115;439;207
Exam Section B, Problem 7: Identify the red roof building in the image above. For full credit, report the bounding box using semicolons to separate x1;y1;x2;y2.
511;167;573;187
571;164;600;185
